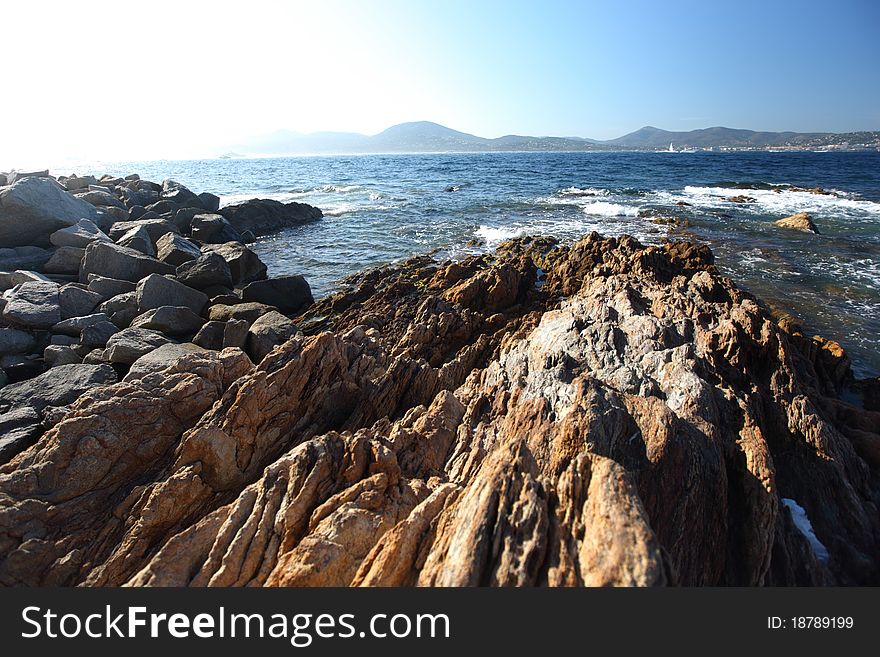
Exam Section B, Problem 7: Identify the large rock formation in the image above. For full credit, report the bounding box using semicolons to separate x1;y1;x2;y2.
0;177;106;247
219;198;323;237
0;234;877;587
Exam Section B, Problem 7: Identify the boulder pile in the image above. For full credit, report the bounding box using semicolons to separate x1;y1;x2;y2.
0;171;321;463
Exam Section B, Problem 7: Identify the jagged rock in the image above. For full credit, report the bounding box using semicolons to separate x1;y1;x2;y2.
0;246;52;272
0;234;878;589
0;177;104;247
1;280;61;328
131;306;204;336
223;318;249;349
202;242;267;285
175;252;233;290
156;233;201;266
44;344;82;366
219;198;323;236
207;301;275;324
80;320;121;348
43;246;85;274
123;342;209;382
0;407;42;465
119;187;158;209
50;219;111;248
108;218;177;245
0;363;116;413
246;310;298;362
97;291;138;328
728;195;756;203
52;312;112;336
87;275;136;298
80;241;174;283
136;274;209;315
0;327;36;355
58;284;102;319
5;170;51;185
775;212;820;234
191;214;242;243
241;275;313;314
103;327;173;365
116;225;156;257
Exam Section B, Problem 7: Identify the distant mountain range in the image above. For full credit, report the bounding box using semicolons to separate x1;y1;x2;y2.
229;121;880;156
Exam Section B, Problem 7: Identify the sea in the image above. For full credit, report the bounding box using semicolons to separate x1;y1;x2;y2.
69;151;880;378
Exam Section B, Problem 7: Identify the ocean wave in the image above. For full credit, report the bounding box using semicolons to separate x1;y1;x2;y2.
581;201;640;217
680;186;880;216
558;186;608;197
318;184;363;194
476;225;526;245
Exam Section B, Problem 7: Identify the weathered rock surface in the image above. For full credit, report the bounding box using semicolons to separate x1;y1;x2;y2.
0;407;43;465
131;306;204;336
123;342;208;382
156;233;201;266
246;310;298;362
175;252;233;290
0;327;36;355
43;246;85;274
1;281;61;328
0;234;878;589
136;274;209;315
202;242;267;285
0;247;52;274
775;212;820;234
50;219;111;248
0;363;116;414
101;327;174;365
0;177;104;247
58;284;102;319
80;241;174;283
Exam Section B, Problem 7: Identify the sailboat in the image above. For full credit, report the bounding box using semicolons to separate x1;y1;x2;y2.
667;142;675;153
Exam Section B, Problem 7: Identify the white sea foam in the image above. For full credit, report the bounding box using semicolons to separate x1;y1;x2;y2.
581;201;640;217
680;185;880;216
558;186;609;197
782;498;830;563
476;225;526;245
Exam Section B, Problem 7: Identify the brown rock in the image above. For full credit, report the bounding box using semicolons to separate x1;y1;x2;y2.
775;212;820;234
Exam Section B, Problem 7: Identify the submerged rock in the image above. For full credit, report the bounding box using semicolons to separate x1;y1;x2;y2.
218;198;322;237
775;212;820;234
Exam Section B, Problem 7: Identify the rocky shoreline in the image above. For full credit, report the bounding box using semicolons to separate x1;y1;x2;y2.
0;171;878;586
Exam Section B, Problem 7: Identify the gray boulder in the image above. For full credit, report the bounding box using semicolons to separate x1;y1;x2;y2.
76;189;125;209
0;176;104;247
136;274;209;315
58;284;102;319
0;246;52;272
116;225;156;257
191;214;242;243
1;281;61;328
86;275;136;298
52;312;112;336
43;246;85;274
103;327;173;365
0;327;36;355
198;192;221;213
44;344;82;366
97;291;138;328
161;179;199;206
207;302;275;324
80;241;174;283
6;170;51;185
80;320;120;347
202;242;267;285
218;198;322;237
192;319;248;350
0;270;50;291
156;232;201;266
0;363;117;413
130;305;204;336
50;218;111;248
123;342;206;382
241;275;313;314
108;218;177;245
0;406;43;465
174;252;233;290
247;310;298;362
63;174;98;191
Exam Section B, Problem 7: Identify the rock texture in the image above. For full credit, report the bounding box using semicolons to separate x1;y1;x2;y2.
775;212;820;234
0;233;877;588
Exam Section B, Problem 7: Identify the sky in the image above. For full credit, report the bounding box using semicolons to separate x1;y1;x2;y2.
2;0;879;165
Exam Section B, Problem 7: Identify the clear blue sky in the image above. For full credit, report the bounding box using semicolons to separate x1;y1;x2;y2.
4;0;879;163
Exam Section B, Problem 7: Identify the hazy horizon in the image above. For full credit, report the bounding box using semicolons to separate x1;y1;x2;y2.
3;0;879;167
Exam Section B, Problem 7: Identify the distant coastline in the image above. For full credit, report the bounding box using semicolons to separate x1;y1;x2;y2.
227;120;880;158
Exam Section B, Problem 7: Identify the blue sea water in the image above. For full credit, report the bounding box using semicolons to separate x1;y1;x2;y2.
82;151;880;377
